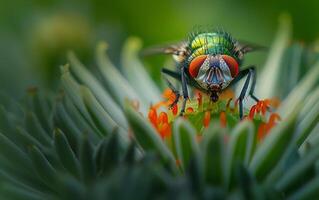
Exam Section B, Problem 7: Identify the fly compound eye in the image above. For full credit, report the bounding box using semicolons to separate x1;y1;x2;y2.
221;55;239;77
188;55;207;78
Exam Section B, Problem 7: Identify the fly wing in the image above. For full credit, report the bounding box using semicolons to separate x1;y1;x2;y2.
141;41;190;62
237;40;268;54
141;44;183;56
141;41;188;56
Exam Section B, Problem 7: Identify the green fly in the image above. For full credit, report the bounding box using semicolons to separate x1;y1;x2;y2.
144;29;264;119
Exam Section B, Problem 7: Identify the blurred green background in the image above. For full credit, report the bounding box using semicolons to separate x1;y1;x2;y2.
1;0;318;98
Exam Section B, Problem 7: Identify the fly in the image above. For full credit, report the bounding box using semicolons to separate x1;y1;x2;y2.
143;29;265;119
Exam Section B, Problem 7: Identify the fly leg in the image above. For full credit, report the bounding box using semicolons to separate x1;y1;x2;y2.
247;67;274;112
228;66;260;119
162;66;189;116
180;65;189;115
161;68;181;109
247;67;259;102
238;70;251;119
162;68;181;81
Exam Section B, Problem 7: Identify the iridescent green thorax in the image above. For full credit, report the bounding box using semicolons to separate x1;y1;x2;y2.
187;32;241;63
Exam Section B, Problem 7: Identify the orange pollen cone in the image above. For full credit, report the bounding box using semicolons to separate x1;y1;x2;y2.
220;111;227;127
203;111;211;128
186;107;194;113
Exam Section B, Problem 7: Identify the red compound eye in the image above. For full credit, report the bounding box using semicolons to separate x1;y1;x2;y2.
222;55;239;77
189;55;207;78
